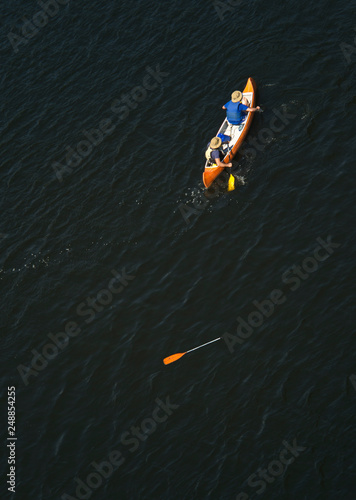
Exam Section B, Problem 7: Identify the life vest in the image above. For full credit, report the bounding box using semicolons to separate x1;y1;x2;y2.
205;146;214;161
205;144;222;163
226;101;245;125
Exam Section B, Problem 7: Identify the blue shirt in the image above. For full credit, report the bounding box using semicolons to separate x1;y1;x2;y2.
207;142;223;163
211;149;221;162
224;100;248;125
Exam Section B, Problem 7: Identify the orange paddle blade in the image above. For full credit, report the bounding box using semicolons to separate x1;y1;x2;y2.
163;352;187;365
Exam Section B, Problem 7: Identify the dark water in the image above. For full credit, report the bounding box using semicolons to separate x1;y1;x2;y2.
1;1;356;499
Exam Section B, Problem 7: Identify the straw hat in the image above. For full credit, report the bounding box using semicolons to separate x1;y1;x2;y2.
231;90;242;103
210;137;222;149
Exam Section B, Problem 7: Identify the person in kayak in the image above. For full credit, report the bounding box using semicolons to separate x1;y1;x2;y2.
223;90;260;126
205;136;232;168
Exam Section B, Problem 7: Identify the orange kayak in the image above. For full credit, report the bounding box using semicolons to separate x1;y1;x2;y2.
202;77;257;188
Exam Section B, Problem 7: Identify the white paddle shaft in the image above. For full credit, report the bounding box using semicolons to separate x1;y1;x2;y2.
186;337;221;354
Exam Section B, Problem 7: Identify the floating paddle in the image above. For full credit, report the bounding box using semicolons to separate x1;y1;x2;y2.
163;337;222;365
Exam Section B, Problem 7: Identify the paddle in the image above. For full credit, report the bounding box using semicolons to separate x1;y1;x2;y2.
228;174;235;191
163;337;222;365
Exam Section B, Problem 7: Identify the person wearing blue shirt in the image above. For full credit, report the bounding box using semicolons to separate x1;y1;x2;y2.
205;136;232;168
223;90;260;126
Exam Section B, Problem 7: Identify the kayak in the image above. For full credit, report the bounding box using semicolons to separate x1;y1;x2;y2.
202;77;257;188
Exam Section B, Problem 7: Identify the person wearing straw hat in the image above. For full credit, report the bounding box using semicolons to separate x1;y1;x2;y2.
223;90;260;128
205;136;232;168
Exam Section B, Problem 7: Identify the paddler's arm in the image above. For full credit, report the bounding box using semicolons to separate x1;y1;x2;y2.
222;106;227;110
246;106;260;112
215;158;232;168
